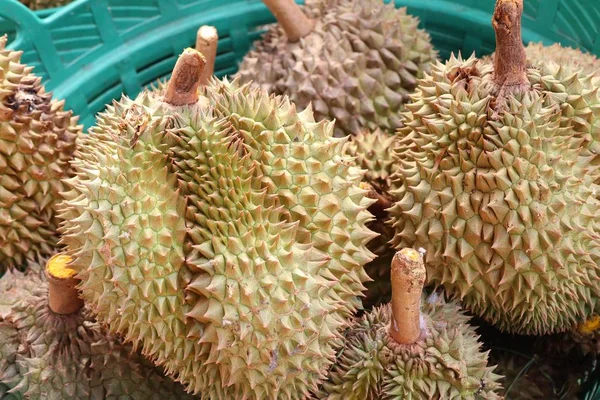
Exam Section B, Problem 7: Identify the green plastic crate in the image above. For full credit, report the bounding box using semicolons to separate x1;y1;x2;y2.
1;0;599;129
0;7;59;43
0;0;284;127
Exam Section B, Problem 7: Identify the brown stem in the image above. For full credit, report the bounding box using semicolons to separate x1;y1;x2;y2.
263;0;314;42
362;182;393;219
45;254;84;315
388;248;426;345
196;26;218;85
164;49;206;106
492;0;529;99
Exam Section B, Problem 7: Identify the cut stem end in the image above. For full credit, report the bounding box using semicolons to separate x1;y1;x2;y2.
263;0;314;42
196;26;218;85
46;254;83;315
164;49;206;106
388;248;426;345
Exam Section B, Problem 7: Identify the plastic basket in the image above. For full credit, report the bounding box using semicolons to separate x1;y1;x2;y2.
0;0;283;127
0;7;59;42
1;0;599;129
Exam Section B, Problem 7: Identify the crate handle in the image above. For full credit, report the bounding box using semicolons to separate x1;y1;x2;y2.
0;0;64;80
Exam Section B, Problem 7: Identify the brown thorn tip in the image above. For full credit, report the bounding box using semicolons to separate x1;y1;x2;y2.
389;248;426;345
196;26;218;85
263;0;314;42
164;48;206;106
46;254;84;315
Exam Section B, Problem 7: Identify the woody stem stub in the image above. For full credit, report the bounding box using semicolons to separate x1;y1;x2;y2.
388;248;426;345
164;49;206;106
196;26;218;85
46;254;84;315
263;0;315;42
492;0;529;96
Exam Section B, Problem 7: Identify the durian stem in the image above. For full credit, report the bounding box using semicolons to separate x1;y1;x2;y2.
366;184;393;219
196;26;218;85
45;254;83;315
164;49;206;106
492;0;529;97
388;248;426;345
263;0;314;42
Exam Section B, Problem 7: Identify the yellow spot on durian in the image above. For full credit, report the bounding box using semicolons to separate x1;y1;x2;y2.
46;254;76;279
578;315;600;335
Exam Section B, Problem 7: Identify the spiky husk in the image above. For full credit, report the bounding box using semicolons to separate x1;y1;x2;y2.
363;250;394;310
0;262;42;318
344;130;397;307
360;214;395;309
58;77;376;399
0;267;194;400
237;0;437;137
18;0;73;10
344;129;397;192
0;36;79;272
317;293;503;399
389;54;600;335
525;43;599;77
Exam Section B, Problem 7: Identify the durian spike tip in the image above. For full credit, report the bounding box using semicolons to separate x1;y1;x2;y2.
263;0;314;42
388;248;426;345
164;48;206;106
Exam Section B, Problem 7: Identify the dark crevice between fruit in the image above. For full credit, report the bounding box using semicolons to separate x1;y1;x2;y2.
364;181;393;219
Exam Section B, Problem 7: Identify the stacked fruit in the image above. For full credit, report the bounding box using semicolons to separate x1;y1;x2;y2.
2;0;600;398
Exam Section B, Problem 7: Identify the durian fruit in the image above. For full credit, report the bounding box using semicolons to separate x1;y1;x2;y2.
0;254;195;399
482;41;600;182
0;260;43;318
317;248;503;399
361;247;394;309
58;47;376;399
18;0;73;10
237;0;437;137
345;129;397;205
0;265;41;399
388;0;600;335
0;35;80;272
524;42;599;76
345;129;398;307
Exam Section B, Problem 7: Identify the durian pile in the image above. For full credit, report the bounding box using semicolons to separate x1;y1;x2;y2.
2;0;600;398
